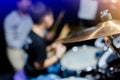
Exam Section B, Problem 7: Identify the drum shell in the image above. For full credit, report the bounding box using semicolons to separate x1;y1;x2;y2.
60;46;100;77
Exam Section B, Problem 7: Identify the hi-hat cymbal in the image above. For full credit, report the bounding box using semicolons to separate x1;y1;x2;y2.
57;19;120;43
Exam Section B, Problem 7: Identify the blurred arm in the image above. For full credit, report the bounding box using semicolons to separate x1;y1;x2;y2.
34;44;66;70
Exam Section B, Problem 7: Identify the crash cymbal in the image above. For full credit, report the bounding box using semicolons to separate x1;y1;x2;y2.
57;19;120;43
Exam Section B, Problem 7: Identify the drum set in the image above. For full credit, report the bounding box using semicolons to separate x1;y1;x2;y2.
57;10;120;80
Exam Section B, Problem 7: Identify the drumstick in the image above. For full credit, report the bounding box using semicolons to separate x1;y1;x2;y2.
58;24;71;39
49;24;70;53
51;10;65;33
47;24;70;57
104;37;119;54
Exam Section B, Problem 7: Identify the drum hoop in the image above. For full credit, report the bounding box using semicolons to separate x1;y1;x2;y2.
61;46;99;71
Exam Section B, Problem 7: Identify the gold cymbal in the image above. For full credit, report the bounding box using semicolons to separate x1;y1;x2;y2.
57;19;120;43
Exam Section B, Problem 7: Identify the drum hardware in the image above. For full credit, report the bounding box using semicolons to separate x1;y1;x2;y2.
58;10;120;79
104;37;120;57
97;63;120;79
76;70;81;77
94;38;108;54
57;10;120;79
96;47;120;80
111;65;120;72
57;10;120;45
94;40;107;58
59;77;88;80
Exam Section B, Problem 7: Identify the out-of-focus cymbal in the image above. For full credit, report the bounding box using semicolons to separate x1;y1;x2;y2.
57;19;120;43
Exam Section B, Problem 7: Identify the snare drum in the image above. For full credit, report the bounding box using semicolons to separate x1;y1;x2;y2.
60;45;100;77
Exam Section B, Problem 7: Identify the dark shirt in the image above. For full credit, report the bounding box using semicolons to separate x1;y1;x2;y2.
24;31;47;77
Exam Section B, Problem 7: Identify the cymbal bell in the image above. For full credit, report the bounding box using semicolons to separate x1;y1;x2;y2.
57;19;120;43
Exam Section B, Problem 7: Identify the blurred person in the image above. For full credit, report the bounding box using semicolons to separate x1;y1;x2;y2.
4;0;33;71
24;2;66;80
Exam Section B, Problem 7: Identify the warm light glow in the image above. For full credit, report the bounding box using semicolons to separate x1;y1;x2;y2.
111;0;118;3
102;0;118;3
108;21;120;30
102;0;109;3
